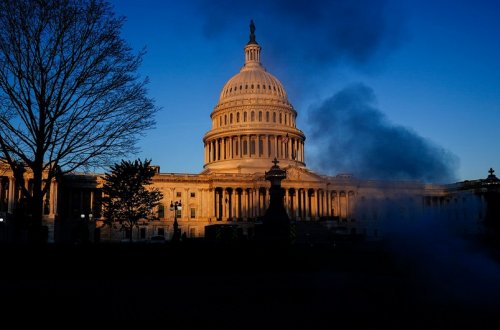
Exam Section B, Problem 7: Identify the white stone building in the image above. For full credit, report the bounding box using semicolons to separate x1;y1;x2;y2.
2;23;493;244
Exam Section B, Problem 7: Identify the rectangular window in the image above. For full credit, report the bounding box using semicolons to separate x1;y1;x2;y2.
158;204;165;219
176;209;181;218
190;208;196;219
250;140;255;155
176;191;181;198
190;192;196;198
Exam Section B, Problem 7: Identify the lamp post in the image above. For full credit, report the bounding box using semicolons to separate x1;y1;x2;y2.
79;212;93;243
170;200;182;242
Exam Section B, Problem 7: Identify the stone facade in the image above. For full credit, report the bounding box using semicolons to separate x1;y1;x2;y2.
0;24;495;244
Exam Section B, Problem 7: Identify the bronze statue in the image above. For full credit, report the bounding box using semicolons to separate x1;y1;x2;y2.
248;19;257;44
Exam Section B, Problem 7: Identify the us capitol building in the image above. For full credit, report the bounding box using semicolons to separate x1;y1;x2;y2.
1;23;497;243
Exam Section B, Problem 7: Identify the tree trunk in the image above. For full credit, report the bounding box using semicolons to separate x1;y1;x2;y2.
29;159;46;243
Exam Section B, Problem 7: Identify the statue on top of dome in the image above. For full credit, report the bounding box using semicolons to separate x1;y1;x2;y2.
248;19;257;44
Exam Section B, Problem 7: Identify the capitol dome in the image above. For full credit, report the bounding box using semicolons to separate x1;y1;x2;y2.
203;21;306;174
218;62;290;105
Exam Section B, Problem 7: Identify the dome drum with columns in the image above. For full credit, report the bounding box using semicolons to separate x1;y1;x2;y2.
203;21;306;174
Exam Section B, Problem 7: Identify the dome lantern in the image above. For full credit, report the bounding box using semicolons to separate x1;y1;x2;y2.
244;20;261;69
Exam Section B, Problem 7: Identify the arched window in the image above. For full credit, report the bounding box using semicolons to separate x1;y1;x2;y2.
258;111;262;122
230;113;233;124
244;112;247;122
266;111;269;122
251;111;255;121
236;112;240;123
224;115;227;125
273;112;276;122
279;113;282;124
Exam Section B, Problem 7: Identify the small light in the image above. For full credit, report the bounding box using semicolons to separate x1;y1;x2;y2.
81;214;85;219
0;218;4;222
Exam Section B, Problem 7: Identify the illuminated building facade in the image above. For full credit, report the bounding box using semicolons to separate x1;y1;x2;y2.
0;24;495;243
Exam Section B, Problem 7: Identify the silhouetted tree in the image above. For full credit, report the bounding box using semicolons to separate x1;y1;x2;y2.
102;159;163;242
0;0;157;239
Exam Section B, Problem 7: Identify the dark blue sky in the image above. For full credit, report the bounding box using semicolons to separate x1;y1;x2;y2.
109;0;500;182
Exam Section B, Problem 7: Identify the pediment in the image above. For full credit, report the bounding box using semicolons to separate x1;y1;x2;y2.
283;165;323;183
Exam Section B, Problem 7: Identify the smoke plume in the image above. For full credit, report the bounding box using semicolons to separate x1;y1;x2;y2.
307;83;459;182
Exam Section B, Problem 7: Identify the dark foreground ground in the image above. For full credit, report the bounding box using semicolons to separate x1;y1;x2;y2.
1;239;499;329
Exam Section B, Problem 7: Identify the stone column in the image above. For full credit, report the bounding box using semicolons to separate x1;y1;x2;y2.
251;189;255;217
222;189;227;220
228;189;233;219
256;135;261;157
325;190;330;217
223;138;227;160
274;136;279;158
264;135;269;158
284;189;289;216
213;189;218;219
297;190;301;219
228;137;232;159
208;189;213;220
215;140;219;161
236;136;240;158
311;189;316;220
287;139;292;160
236;190;241;219
7;177;15;213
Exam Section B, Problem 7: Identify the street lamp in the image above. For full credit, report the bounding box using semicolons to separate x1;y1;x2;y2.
79;213;94;243
170;200;182;242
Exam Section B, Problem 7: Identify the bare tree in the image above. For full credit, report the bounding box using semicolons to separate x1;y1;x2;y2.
0;0;158;236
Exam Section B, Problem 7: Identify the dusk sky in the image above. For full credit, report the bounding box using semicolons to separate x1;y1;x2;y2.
108;0;500;182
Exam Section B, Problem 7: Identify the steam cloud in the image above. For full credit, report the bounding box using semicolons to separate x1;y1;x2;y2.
307;84;459;182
